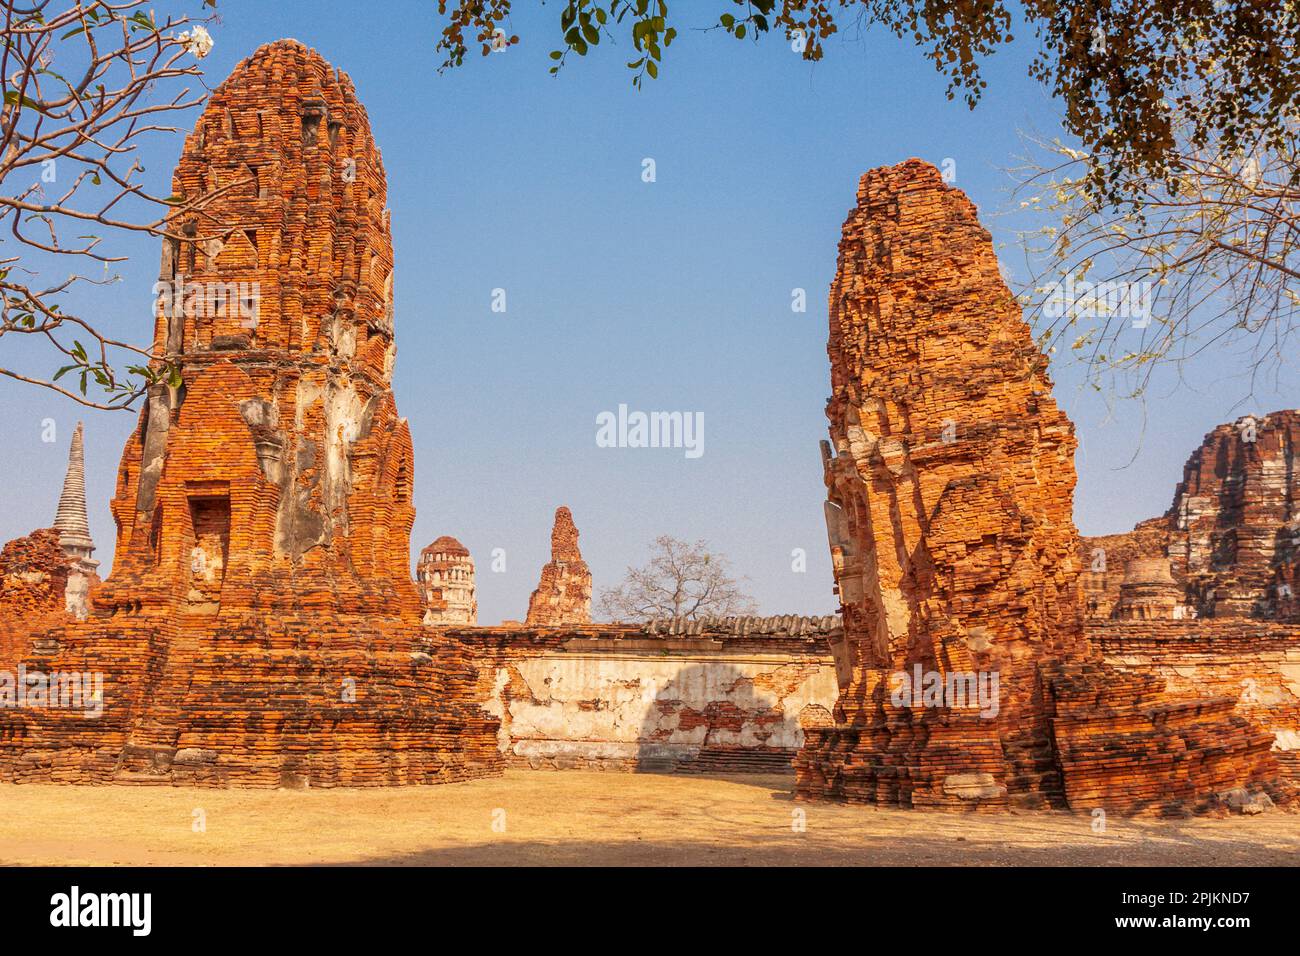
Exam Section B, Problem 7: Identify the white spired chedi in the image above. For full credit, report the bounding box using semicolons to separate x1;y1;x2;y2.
52;422;99;619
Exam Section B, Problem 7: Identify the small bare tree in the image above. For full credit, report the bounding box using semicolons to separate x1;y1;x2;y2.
0;0;222;409
1011;78;1300;401
598;535;757;622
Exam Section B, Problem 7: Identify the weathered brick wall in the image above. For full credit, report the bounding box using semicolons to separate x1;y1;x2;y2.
452;617;839;773
1096;620;1300;783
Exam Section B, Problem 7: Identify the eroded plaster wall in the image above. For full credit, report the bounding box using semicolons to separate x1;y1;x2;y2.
453;624;839;773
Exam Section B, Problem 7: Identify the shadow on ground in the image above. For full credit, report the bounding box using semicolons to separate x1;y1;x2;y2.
340;822;1300;867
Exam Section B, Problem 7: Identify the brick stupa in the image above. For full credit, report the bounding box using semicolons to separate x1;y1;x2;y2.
0;40;503;787
418;535;477;625
525;506;592;626
1081;411;1300;621
795;160;1290;814
1160;411;1299;619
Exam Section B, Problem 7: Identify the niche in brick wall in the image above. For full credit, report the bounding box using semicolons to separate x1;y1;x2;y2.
186;483;231;614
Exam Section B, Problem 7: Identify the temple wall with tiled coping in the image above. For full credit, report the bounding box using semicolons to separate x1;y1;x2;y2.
444;618;840;773
445;616;1300;782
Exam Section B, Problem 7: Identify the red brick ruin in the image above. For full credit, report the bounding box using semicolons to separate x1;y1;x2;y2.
418;536;478;625
525;506;592;626
1082;410;1300;622
0;425;101;660
0;530;77;665
1080;411;1300;786
0;41;502;786
794;159;1292;814
0;46;1295;813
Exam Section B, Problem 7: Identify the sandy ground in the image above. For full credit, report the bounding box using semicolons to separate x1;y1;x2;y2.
0;770;1296;866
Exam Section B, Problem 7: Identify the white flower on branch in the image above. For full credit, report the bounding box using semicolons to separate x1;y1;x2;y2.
177;25;214;60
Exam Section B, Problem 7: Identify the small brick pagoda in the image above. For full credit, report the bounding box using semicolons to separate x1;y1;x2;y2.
525;506;592;626
0;40;502;787
418;535;477;625
794;159;1290;814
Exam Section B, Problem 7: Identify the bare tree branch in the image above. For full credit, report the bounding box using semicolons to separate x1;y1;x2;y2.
1009;81;1300;404
0;0;218;409
598;535;757;621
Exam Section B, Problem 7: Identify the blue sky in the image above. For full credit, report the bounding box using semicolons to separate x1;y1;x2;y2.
2;0;1295;623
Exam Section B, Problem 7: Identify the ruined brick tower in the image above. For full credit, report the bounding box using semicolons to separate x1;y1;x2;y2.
796;160;1289;814
1164;411;1300;620
525;506;592;626
103;39;410;610
1080;410;1300;622
0;40;503;786
419;535;477;625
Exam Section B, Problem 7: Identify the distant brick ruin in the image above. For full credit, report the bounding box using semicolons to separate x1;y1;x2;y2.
418;536;477;625
0;425;102;657
0;41;502;787
1080;410;1300;787
1082;410;1300;622
525;506;592;626
0;530;77;665
795;159;1292;814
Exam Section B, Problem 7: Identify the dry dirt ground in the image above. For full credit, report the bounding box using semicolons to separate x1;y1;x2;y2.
0;770;1296;866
